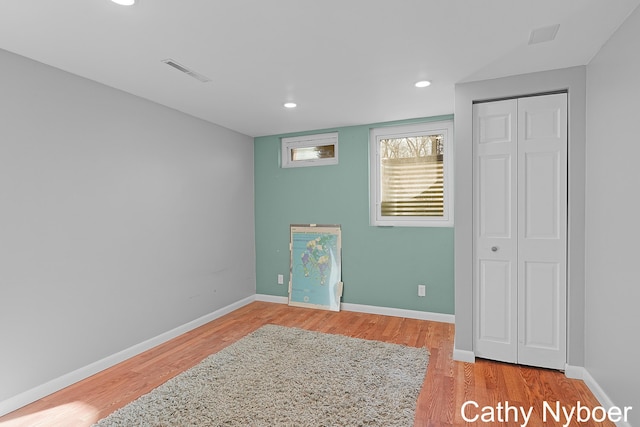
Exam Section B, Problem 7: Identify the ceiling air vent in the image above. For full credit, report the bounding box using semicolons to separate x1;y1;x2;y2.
528;24;560;45
161;59;211;82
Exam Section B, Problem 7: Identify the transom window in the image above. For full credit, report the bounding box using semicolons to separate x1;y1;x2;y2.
369;121;453;227
281;132;338;168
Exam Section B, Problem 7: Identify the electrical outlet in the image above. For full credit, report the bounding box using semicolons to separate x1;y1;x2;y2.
418;284;426;297
277;274;284;285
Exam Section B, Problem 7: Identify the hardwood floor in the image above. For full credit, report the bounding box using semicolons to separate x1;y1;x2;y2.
0;301;613;426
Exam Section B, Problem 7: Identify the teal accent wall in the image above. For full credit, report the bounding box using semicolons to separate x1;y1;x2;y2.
255;116;454;314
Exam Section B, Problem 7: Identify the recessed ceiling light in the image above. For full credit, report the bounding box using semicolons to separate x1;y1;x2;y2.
284;102;297;109
111;0;135;5
415;80;431;88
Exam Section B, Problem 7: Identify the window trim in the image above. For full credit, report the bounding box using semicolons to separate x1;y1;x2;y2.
369;121;454;227
281;132;339;168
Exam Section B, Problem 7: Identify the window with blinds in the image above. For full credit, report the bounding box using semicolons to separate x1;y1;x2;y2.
370;121;453;227
380;135;444;216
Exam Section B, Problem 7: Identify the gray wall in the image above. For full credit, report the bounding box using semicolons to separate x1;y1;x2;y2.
585;5;640;423
0;49;255;404
453;67;587;366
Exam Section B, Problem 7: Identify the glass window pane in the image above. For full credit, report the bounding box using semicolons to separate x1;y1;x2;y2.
291;144;336;161
379;135;444;217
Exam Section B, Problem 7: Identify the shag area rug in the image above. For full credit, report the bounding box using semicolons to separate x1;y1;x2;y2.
93;324;429;426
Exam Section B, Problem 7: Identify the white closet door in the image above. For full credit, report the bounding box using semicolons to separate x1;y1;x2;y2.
473;93;567;370
516;94;567;370
473;99;518;364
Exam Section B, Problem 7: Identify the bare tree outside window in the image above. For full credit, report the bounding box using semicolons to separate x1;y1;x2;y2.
369;120;453;227
380;135;444;217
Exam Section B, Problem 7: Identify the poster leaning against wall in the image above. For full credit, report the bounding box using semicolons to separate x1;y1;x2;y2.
289;224;343;311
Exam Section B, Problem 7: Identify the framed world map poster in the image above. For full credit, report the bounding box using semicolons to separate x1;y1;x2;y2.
289;224;343;311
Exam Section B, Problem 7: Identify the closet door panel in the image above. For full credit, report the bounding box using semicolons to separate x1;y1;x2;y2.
523;261;561;348
523;151;560;240
473;99;518;363
517;93;567;370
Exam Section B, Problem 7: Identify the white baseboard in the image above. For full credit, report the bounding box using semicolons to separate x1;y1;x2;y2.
564;365;633;427
254;294;288;304
341;302;455;323
0;295;255;417
255;293;455;324
453;348;476;363
564;363;585;380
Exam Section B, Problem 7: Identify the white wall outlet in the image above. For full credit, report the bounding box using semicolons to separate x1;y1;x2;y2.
418;284;426;297
277;274;284;285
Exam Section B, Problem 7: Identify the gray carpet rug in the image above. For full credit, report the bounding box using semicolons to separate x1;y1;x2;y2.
93;324;429;426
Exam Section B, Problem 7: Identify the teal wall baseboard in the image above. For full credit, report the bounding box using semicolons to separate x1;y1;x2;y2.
255;294;454;323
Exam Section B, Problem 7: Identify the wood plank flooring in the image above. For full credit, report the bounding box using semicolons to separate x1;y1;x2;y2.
0;301;613;426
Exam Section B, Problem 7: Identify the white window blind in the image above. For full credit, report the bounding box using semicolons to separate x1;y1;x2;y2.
380;135;444;216
370;121;453;227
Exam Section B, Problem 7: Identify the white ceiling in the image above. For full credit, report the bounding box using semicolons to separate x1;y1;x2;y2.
1;1;638;137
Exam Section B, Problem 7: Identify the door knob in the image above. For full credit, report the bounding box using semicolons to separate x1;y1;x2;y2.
491;246;498;252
